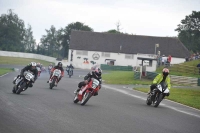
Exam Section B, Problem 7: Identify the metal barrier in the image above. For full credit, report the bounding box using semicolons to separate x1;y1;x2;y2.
101;64;133;71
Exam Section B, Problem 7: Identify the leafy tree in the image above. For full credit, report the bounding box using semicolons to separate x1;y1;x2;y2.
105;29;121;34
175;11;200;52
24;24;36;52
61;22;93;58
0;9;26;51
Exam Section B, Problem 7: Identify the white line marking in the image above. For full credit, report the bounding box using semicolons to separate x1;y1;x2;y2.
103;84;200;118
0;73;9;77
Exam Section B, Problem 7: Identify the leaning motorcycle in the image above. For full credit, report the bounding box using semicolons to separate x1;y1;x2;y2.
12;71;35;94
73;78;100;106
146;82;169;107
68;68;73;78
37;66;41;77
49;69;61;89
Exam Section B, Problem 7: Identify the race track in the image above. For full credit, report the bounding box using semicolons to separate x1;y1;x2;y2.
0;67;200;133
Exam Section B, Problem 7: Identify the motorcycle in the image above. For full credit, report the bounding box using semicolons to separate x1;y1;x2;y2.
48;65;53;75
49;69;61;89
68;68;73;78
37;66;41;77
73;78;100;105
146;82;169;107
12;71;35;94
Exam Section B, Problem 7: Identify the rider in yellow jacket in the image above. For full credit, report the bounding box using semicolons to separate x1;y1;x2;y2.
148;68;171;96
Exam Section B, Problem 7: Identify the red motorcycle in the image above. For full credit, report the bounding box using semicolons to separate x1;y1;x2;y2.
73;78;100;105
37;66;41;77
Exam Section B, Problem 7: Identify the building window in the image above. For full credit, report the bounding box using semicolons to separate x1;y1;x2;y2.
76;50;88;56
102;52;110;57
125;54;134;59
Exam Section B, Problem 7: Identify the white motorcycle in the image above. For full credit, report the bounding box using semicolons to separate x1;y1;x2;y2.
12;71;35;94
49;69;61;89
146;82;170;107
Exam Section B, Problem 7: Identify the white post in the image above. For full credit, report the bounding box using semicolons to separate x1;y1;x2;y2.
155;44;159;55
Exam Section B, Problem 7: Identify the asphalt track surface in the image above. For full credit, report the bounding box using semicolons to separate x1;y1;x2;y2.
0;66;200;133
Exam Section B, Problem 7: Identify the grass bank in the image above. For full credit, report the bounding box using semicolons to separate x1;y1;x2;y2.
0;68;14;76
134;87;200;110
102;71;200;110
0;56;54;66
102;71;152;85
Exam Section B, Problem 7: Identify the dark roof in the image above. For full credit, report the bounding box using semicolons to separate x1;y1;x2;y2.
69;30;190;58
137;57;157;61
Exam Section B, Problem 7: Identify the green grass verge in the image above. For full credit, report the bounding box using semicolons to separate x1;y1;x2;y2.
0;56;54;66
134;87;200;110
102;70;200;110
0;68;14;76
102;71;152;85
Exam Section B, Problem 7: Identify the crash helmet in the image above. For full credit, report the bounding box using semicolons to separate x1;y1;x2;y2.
162;68;169;76
94;67;102;77
57;62;62;67
30;62;37;70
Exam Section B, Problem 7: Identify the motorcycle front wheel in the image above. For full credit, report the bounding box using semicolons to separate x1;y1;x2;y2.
49;78;56;89
16;82;26;94
154;94;163;107
73;94;79;103
80;92;91;106
146;94;152;105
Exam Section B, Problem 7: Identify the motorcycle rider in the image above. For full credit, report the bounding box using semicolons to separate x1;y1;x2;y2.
48;63;54;74
74;67;102;96
148;68;171;97
47;62;64;86
13;62;38;88
67;64;74;75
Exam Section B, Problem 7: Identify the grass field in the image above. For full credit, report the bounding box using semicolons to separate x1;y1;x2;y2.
0;68;14;76
102;70;200;110
134;87;200;110
0;56;54;66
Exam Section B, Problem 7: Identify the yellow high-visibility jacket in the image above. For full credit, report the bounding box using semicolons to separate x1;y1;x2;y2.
153;74;171;89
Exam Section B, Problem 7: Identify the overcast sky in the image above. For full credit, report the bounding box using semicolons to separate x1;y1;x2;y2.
0;0;200;44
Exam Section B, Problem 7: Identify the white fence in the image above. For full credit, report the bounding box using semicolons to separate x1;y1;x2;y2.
0;50;56;64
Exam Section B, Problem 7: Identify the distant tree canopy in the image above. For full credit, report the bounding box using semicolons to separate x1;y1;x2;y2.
39;22;93;58
175;11;200;52
0;9;36;52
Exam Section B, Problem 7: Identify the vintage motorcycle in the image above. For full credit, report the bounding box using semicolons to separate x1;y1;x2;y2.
49;69;61;89
37;66;41;77
68;68;73;78
12;71;35;94
73;78;100;105
146;82;169;107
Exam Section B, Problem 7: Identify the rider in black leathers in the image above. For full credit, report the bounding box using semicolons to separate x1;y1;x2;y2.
74;67;102;96
66;64;74;75
13;62;38;87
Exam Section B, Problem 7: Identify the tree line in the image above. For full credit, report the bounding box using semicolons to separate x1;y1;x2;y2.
0;9;199;59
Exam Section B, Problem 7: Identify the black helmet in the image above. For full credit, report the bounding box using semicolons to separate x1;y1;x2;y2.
94;67;102;77
57;62;62;67
162;68;169;76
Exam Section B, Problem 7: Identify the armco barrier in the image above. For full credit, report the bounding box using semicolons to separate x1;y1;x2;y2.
101;64;133;71
146;71;199;86
134;71;140;79
146;72;158;79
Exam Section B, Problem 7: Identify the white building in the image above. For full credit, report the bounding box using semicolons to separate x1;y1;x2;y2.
68;30;190;71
